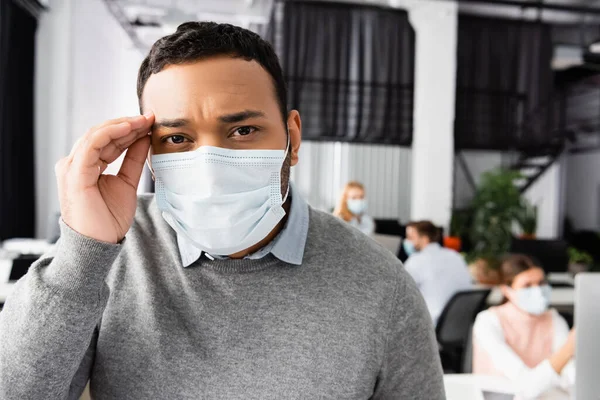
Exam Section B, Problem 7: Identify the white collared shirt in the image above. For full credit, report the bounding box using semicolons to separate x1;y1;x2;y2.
404;243;473;325
176;183;309;267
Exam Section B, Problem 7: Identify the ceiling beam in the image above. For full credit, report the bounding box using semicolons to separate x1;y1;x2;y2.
455;0;600;15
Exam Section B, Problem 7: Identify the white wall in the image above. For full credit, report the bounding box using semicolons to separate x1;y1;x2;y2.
408;1;457;230
35;0;147;238
35;0;74;239
291;142;412;221
565;151;600;231
523;159;563;239
454;151;504;209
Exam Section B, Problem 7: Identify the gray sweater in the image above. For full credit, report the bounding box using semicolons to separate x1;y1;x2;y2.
0;195;444;399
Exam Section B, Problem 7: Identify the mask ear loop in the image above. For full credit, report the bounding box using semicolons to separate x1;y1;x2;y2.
146;147;155;181
282;127;291;203
284;126;291;156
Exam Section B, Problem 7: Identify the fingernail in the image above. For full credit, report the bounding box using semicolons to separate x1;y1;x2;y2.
143;111;154;118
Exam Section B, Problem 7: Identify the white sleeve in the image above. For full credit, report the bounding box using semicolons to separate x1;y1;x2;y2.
473;311;562;399
550;310;575;390
362;215;375;236
403;257;423;289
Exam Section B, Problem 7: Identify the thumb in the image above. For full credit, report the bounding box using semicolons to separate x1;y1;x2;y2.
117;136;151;189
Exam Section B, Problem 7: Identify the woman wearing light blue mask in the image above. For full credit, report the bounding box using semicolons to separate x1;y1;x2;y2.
473;254;576;399
333;181;375;236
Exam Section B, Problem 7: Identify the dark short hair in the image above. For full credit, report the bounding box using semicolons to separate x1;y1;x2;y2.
500;254;537;285
406;220;440;243
137;22;287;123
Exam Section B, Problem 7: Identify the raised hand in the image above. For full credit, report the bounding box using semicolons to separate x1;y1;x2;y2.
55;114;155;244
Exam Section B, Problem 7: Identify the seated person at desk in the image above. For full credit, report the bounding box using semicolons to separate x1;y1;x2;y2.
333;181;375;236
403;221;472;326
473;254;575;399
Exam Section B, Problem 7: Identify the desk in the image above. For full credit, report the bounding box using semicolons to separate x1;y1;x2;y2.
0;259;12;284
444;374;571;400
548;273;575;286
0;258;13;304
371;234;401;255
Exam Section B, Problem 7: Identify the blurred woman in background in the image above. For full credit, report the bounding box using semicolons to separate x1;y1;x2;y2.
334;181;375;236
473;254;575;398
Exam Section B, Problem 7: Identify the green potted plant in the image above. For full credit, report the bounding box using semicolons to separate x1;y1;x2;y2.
467;169;525;284
568;247;593;275
518;200;538;239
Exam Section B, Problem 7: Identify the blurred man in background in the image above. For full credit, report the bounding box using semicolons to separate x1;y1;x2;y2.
404;220;473;326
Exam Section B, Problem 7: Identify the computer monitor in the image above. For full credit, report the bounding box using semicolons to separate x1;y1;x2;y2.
509;239;569;273
575;273;600;400
8;254;41;282
373;219;405;237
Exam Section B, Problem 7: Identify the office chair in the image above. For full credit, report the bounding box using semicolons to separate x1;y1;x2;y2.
510;238;569;274
559;311;574;329
373;220;408;262
436;289;491;373
462;323;475;374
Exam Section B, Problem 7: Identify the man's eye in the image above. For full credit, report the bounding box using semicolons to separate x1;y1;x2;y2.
233;126;256;136
164;135;187;144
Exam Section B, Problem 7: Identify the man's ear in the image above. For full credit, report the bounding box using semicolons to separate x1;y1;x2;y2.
417;236;429;251
286;110;302;167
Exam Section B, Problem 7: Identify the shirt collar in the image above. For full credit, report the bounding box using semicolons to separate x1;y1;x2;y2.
268;182;309;265
177;182;309;267
421;242;441;253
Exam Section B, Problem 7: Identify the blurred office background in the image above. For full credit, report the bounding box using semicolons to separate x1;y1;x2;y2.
3;0;600;241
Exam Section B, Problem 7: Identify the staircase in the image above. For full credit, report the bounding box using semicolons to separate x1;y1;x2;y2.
506;88;569;193
509;145;564;193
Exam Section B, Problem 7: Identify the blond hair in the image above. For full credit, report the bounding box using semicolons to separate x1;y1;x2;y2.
333;181;365;222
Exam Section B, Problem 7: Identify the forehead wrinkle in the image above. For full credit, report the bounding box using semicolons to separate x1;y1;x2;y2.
142;59;280;124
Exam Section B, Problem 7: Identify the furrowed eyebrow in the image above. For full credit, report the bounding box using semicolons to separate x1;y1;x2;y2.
218;110;266;124
152;118;190;130
153;118;190;129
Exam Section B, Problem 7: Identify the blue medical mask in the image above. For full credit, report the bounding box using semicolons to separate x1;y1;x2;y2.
151;140;289;256
403;239;416;256
347;199;367;215
513;285;551;316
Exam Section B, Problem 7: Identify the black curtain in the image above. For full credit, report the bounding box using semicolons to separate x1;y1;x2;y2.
0;0;41;240
267;1;415;145
455;16;555;151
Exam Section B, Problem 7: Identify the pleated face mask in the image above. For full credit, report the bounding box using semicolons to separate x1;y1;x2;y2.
151;139;289;256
